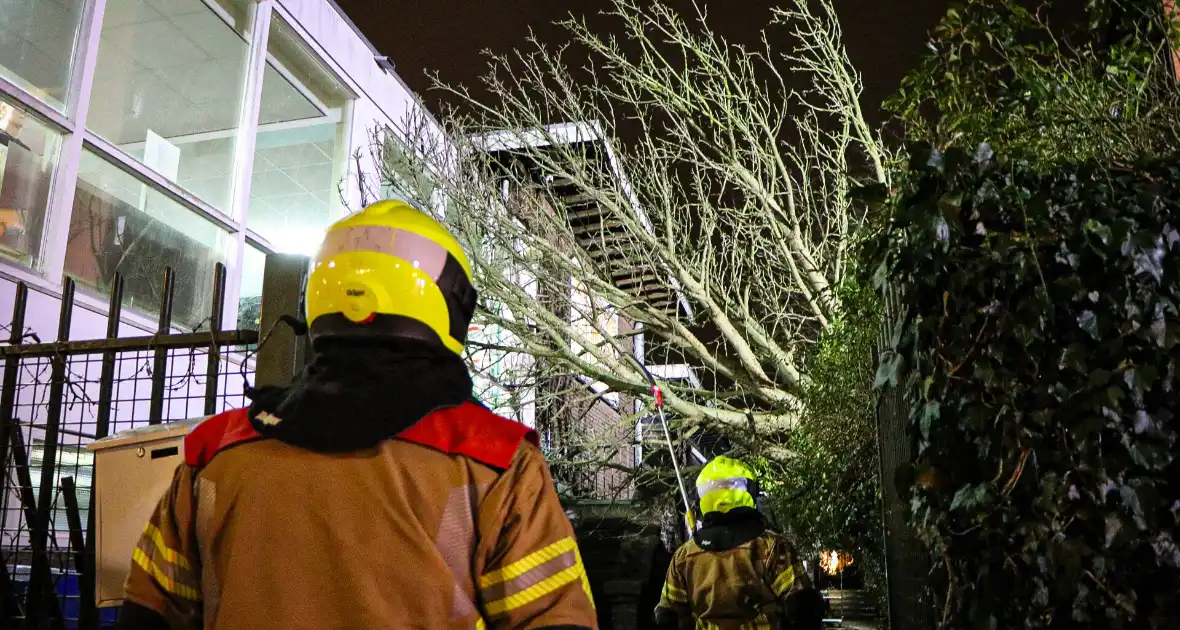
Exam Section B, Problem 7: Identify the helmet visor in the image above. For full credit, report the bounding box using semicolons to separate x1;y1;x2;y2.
696;476;751;498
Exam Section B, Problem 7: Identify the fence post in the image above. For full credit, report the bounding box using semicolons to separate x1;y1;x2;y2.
148;268;176;425
254;254;311;389
80;274;124;629
0;282;28;503
60;477;86;577
0;282;28;625
24;278;75;630
204;263;228;415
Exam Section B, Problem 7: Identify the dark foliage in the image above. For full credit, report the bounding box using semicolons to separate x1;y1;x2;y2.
886;0;1180;168
864;144;1180;629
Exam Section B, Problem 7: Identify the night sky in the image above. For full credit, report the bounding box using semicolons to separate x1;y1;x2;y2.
336;0;952;124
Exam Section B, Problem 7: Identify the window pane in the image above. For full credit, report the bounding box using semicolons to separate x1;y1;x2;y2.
86;0;255;214
237;244;264;330
248;15;351;256
65;150;236;329
0;98;63;267
0;0;86;111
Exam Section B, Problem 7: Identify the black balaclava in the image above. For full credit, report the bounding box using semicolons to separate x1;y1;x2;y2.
246;338;473;453
693;507;767;551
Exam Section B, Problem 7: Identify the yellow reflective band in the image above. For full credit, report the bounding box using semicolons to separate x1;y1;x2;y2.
474;617;486;630
480;537;578;588
483;561;586;615
132;547;200;601
143;522;191;570
772;565;796;596
575;545;595;609
662;582;688;603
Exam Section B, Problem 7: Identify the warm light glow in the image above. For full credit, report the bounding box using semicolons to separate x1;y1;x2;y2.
820;550;854;576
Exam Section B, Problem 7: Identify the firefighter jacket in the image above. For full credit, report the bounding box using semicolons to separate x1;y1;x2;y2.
656;511;812;630
121;402;598;630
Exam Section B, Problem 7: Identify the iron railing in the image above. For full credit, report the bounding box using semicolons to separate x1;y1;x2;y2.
0;265;258;630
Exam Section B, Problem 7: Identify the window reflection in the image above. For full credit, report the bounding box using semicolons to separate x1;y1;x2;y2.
0;0;86;111
248;14;352;255
87;0;255;214
0;98;62;267
66;150;235;329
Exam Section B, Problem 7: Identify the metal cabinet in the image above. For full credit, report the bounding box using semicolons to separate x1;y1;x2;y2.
86;418;204;607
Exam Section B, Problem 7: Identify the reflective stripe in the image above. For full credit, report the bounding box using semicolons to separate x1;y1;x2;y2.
142;522;191;569
194;478;220;621
484;563;586;615
474;617;486;630
134;522;200;601
481;537;588;615
662;581;688;603
317;225;448;280
772;565;796;596
482;548;577;603
132;547;200;601
480;537;578;588
575;544;595;609
436;485;478;620
697;619;770;630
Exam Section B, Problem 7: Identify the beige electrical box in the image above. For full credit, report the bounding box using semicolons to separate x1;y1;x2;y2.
87;418;206;607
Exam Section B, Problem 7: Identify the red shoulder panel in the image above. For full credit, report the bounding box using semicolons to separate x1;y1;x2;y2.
184;408;264;468
398;402;539;469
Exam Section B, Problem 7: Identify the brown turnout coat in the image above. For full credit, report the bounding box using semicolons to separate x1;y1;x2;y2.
122;404;597;629
659;529;810;630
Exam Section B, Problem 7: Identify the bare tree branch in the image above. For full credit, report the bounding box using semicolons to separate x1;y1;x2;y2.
367;0;886;442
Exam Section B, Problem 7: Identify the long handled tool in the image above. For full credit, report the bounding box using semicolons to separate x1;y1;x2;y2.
626;357;695;533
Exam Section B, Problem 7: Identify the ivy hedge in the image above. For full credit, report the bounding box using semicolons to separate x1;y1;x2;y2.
865;144;1180;629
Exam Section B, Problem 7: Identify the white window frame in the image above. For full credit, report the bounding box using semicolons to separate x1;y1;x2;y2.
0;0;373;333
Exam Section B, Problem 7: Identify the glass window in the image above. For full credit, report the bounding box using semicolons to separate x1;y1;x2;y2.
248;15;352;256
65;149;236;329
237;243;264;330
0;98;63;267
86;0;255;214
0;0;86;111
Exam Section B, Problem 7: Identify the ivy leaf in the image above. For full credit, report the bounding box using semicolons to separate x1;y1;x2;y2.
974;141;995;165
1058;343;1087;373
921;402;941;440
1104;513;1125;549
1084;218;1113;245
1122;432;1174;471
874;352;904;389
950;484;988;511
1077;310;1100;339
1119;483;1148;529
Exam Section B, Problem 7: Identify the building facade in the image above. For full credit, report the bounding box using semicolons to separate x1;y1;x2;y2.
0;0;454;612
1;0;435;341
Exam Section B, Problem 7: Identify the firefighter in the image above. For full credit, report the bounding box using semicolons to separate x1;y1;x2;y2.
654;456;825;630
117;200;598;630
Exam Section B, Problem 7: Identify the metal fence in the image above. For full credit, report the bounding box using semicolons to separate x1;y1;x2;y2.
875;287;938;630
0;265;258;630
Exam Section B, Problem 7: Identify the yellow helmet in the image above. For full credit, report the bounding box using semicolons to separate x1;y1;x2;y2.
305;200;477;354
695;456;759;516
